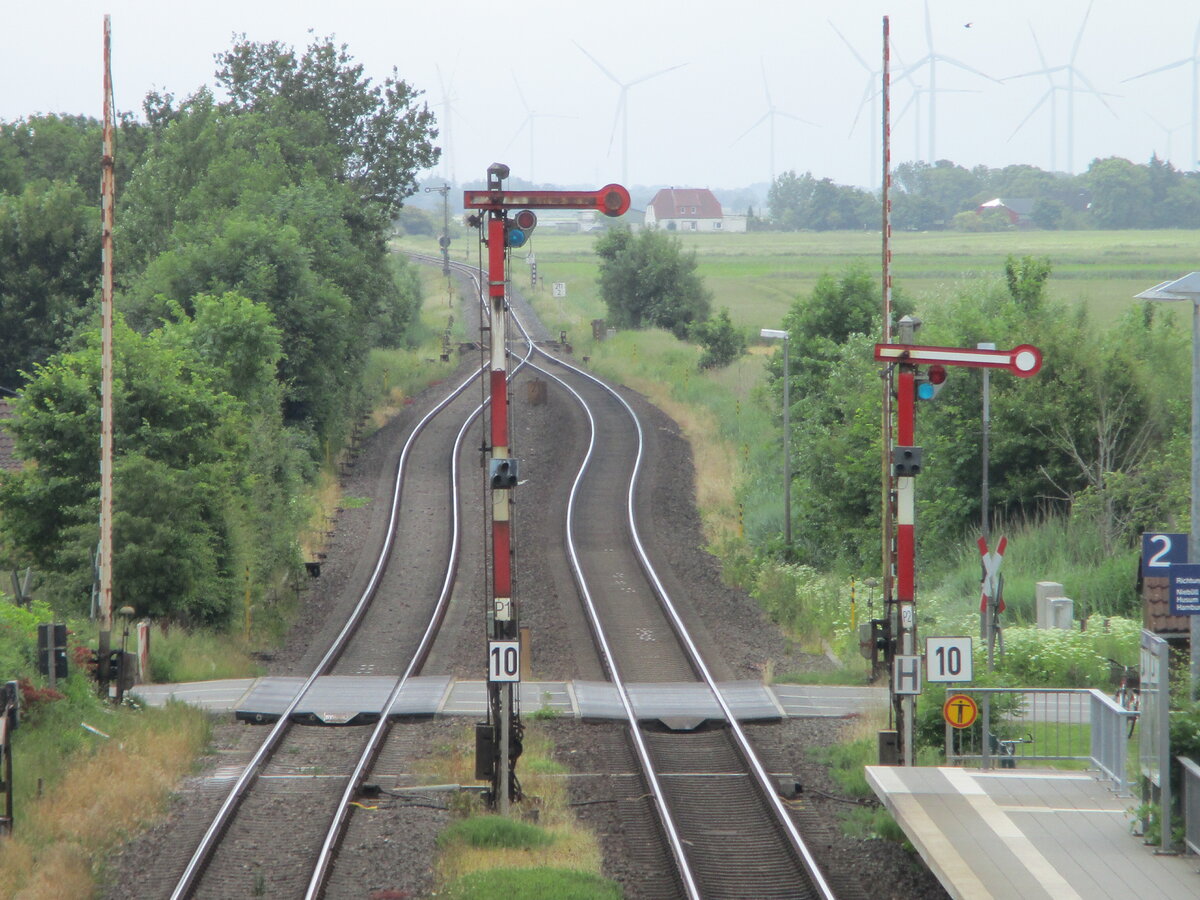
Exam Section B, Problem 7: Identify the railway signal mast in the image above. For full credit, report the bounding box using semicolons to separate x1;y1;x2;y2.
875;335;1042;765
464;165;629;811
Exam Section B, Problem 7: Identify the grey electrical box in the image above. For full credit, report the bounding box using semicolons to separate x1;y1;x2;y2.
892;446;923;477
878;729;900;766
489;458;519;489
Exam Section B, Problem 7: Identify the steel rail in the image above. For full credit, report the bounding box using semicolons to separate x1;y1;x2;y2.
543;348;837;899
417;250;815;897
527;355;701;900
170;366;484;899
303;257;538;898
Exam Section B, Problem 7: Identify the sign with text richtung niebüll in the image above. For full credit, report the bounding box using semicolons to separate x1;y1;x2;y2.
1169;563;1200;615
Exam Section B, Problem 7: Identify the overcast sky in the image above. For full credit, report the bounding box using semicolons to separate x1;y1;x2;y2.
4;1;1200;191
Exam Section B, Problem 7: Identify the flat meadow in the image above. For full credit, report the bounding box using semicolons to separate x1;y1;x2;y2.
508;228;1200;336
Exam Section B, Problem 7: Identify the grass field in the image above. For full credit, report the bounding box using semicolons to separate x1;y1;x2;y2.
409;228;1200;337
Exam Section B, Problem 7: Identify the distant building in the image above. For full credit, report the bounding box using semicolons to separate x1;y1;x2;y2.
976;198;1036;227
644;188;746;233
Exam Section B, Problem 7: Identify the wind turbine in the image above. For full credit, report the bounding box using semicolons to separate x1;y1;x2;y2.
893;0;997;163
830;21;881;189
1004;4;1114;174
433;64;462;185
506;74;573;185
575;42;685;186
1144;111;1189;167
730;59;816;186
1124;21;1200;172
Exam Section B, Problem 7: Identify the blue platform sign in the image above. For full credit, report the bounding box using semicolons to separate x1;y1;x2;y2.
1142;532;1189;577
1169;563;1200;615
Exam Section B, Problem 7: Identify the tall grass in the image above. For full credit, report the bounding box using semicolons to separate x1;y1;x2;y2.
145;623;261;682
926;512;1139;629
423;723;607;892
0;694;209;897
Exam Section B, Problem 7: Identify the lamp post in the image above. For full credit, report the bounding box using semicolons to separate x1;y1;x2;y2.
761;328;792;557
1135;272;1200;700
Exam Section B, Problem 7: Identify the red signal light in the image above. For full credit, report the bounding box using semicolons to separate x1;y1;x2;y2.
514;209;537;230
928;364;947;384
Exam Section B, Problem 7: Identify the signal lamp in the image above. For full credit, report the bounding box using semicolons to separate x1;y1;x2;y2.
916;364;947;400
513;209;538;231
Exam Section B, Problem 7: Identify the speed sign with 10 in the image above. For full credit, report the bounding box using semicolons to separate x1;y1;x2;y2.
488;640;521;682
925;636;973;682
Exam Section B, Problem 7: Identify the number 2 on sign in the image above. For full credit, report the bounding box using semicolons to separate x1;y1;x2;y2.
488;640;520;682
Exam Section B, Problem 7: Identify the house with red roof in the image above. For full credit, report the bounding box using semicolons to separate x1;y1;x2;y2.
644;188;746;233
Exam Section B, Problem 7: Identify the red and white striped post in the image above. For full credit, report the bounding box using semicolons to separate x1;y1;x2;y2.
465;171;630;811
875;339;1042;764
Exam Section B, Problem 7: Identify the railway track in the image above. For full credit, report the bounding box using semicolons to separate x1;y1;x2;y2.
159;247;840;899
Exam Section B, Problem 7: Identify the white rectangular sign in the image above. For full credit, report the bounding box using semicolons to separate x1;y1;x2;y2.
894;655;921;695
925;636;973;682
552;282;567;298
488;640;521;682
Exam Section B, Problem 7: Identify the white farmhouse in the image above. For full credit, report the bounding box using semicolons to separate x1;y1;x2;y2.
644;188;746;233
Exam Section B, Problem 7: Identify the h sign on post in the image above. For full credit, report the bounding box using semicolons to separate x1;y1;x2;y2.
894;655;921;695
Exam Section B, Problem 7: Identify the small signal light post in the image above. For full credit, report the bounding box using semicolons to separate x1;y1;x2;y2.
464;165;629;812
874;329;1042;765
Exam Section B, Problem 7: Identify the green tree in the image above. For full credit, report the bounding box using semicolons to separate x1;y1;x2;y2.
1004;254;1051;311
126;215;357;438
594;227;711;338
692;309;746;369
0;180;99;387
1086;157;1153;228
0;113;149;203
214;33;439;218
0;318;240;620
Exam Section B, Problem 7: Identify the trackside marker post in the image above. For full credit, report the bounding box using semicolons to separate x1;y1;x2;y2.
466;166;628;813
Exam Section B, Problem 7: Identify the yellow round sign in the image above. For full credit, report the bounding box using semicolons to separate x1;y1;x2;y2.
943;693;979;729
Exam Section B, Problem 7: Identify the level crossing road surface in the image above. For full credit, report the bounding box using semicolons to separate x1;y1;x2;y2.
867;765;1200;899
133;677;889;721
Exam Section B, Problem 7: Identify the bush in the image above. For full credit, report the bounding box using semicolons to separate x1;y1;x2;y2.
751;562;848;647
996;617;1140;687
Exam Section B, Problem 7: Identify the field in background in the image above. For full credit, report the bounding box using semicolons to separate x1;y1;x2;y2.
457;228;1200;337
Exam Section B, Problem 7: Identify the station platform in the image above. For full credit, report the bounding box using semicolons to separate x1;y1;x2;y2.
866;765;1200;899
133;676;886;725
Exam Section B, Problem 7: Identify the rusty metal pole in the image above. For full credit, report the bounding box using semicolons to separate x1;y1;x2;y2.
98;14;116;698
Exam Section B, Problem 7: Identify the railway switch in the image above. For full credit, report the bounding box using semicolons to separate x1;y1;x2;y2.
489;458;519;489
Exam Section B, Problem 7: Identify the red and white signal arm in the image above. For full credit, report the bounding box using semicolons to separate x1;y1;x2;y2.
874;343;1042;377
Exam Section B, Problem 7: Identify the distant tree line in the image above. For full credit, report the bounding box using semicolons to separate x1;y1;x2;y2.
0;35;438;624
767;156;1200;231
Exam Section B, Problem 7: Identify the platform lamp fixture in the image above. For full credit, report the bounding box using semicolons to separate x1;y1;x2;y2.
761;328;792;557
1135;272;1200;700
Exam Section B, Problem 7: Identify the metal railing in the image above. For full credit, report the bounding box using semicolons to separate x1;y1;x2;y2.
944;688;1136;793
1180;756;1200;856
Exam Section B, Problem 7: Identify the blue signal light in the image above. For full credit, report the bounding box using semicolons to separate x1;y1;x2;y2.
507;227;528;248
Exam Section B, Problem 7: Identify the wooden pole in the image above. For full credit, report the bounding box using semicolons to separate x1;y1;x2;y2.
98;15;116;696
